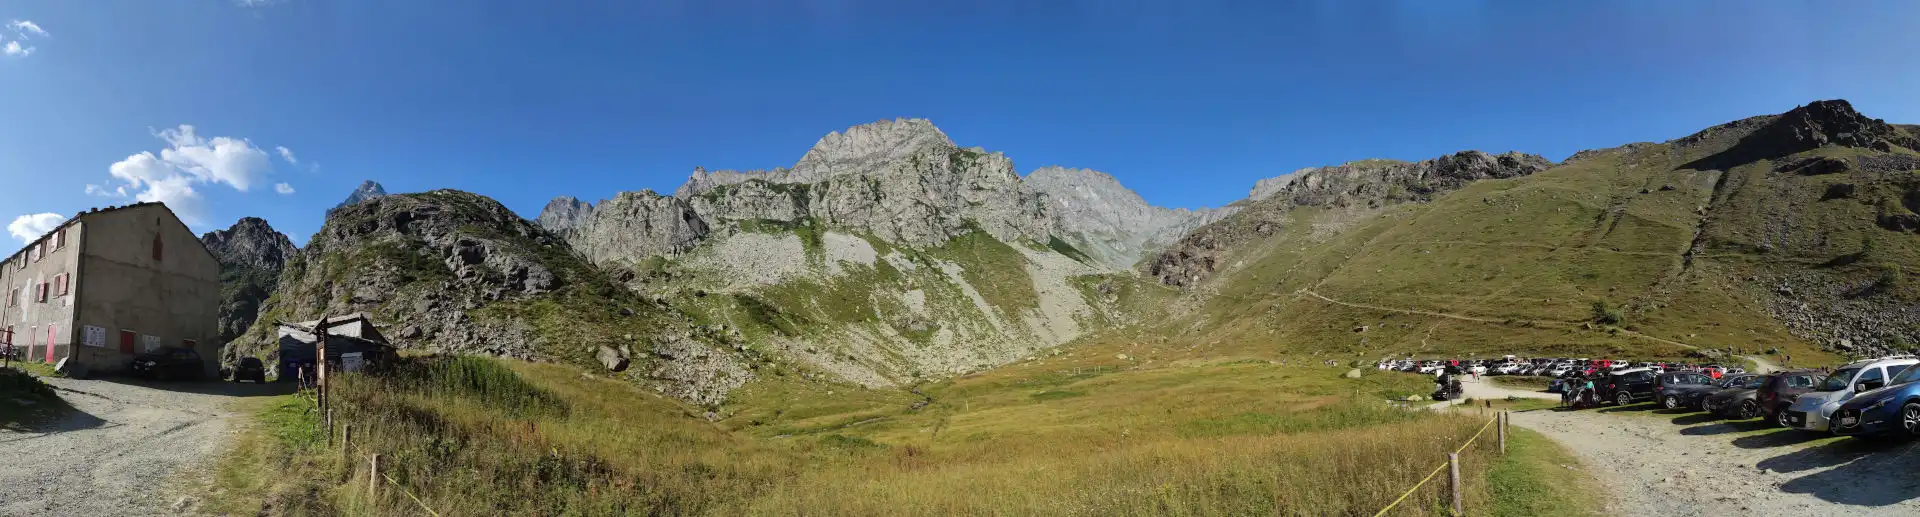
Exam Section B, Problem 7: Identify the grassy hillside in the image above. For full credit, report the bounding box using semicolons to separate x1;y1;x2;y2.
1159;101;1920;366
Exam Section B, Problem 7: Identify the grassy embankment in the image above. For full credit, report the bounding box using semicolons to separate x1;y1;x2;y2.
205;349;1595;516
0;364;70;430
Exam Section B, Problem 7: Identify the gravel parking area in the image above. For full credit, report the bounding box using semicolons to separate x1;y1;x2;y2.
1517;405;1920;515
0;376;287;516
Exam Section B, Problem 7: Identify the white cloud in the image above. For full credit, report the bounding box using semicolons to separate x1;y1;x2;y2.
8;213;65;244
135;176;208;225
3;41;31;57
8;20;46;38
84;184;128;197
153;125;272;191
276;145;298;165
89;125;292;227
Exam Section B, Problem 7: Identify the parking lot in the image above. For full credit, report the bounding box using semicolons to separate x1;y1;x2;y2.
1385;356;1920;515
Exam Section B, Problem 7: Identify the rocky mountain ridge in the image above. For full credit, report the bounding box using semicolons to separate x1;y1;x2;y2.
200;217;298;348
1149;150;1555;287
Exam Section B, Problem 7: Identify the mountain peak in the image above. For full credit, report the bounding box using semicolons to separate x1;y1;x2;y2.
331;180;389;214
536;195;595;233
790;118;956;180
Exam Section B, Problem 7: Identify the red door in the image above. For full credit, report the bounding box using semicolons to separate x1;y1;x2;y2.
44;325;55;362
119;330;136;354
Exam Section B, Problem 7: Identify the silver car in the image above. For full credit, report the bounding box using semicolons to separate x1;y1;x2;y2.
1782;357;1918;431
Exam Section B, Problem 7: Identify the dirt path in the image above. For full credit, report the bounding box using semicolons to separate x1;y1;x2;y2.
0;376;287;516
1514;407;1920;515
1299;289;1779;372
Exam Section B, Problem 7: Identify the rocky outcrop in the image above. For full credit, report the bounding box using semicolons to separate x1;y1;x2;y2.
535;196;593;232
251;190;749;405
1683;100;1920;170
1149;151;1554;287
1024;166;1233;270
1248;171;1303;201
560;119;1057;267
201;217;299;349
565;190;709;267
329;180;388;215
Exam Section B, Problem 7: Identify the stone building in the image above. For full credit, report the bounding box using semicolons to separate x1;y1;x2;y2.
0;202;221;377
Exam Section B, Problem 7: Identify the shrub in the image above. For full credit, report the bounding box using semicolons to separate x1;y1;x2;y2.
1589;300;1624;326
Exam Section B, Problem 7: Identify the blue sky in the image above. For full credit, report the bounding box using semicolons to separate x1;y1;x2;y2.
3;1;1919;246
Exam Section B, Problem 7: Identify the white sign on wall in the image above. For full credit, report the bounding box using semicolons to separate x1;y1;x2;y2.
341;352;365;373
141;335;161;352
82;325;106;347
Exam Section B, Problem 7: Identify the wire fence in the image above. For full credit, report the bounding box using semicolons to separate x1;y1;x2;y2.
1371;413;1505;517
378;468;443;517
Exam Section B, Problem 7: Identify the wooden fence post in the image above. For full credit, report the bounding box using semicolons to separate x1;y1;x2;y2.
327;408;335;447
1498;412;1508;455
1448;452;1462;516
369;453;381;502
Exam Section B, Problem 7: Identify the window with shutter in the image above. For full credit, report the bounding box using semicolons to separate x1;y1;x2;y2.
53;229;64;250
38;282;48;303
153;234;163;261
56;274;68;296
35;283;46;303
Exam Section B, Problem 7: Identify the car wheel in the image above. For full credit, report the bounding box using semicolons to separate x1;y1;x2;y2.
1903;403;1920;437
1776;409;1793;428
1616;392;1633;406
1663;395;1680;410
1739;400;1761;420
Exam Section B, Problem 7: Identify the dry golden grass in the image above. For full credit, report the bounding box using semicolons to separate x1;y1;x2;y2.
204;351;1564;516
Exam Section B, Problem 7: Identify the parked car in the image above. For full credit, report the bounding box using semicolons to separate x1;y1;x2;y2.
1704;374;1775;419
1832;363;1920;438
1679;374;1762;410
1757;370;1829;426
1596;367;1658;406
232;357;267;383
131;347;205;381
1653;371;1720;409
1783;357;1918;431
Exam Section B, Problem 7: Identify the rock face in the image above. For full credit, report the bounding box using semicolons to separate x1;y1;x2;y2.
566;190;709;265
534;196;594;232
330;180;388;214
200;217;298;349
1024;166;1234;270
250;190;749;405
548;118;1057;266
1248;172;1302;201
1149;151;1554;287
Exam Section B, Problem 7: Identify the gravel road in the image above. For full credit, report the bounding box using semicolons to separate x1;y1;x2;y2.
0;376;286;516
1516;405;1920;515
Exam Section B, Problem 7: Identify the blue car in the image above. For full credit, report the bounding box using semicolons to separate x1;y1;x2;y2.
1831;365;1920;438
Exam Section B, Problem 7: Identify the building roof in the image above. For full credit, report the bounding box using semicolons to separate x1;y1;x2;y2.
2;202;217;266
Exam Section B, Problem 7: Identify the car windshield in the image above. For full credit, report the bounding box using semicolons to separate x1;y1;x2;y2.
1740;376;1768;389
1895;364;1920;384
1819;368;1861;391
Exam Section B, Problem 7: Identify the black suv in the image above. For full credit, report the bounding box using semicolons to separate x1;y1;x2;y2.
232;357;268;383
1597;368;1658;406
1653;371;1719;409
